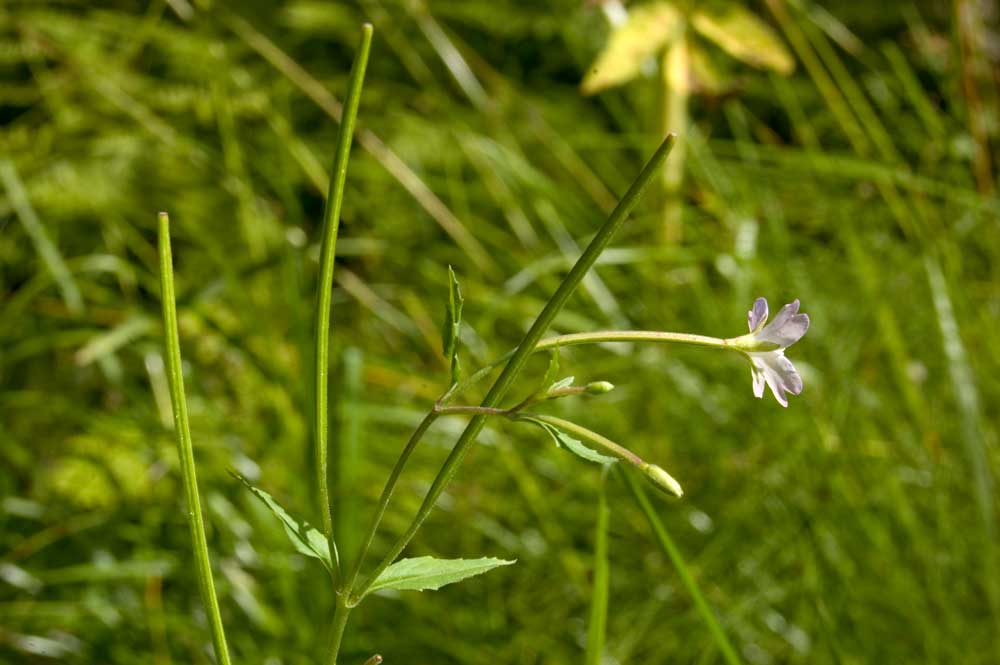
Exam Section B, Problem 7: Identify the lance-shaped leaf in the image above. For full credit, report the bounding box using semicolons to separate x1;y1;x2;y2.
232;472;335;571
691;5;794;75
581;1;683;94
441;266;464;384
366;556;515;596
524;418;619;466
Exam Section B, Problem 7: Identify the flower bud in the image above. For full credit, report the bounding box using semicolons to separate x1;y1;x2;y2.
641;463;683;497
585;381;615;395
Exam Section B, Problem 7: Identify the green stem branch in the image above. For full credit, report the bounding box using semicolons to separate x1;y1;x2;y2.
351;135;676;603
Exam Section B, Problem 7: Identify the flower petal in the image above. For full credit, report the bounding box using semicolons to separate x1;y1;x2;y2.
748;297;769;332
758;300;809;348
749;358;766;398
748;351;804;407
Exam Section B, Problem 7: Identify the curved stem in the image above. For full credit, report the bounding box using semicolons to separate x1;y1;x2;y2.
351;136;676;603
313;23;372;582
158;213;232;665
521;414;645;467
536;330;730;351
444;329;733;405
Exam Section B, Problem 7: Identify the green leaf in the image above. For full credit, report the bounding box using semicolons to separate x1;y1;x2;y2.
547;375;575;393
232;472;335;571
581;1;683;95
367;556;515;595
441;266;464;384
691;5;794;75
527;419;618;466
541;347;561;391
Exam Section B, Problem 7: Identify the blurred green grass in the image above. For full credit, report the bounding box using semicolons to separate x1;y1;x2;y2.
2;1;999;663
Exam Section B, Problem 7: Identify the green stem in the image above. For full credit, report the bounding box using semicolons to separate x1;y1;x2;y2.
344;411;440;596
326;599;352;665
523;414;645;467
157;213;232;665
536;330;730;351
445;329;734;405
351;135;676;603
314;23;373;576
618;465;743;665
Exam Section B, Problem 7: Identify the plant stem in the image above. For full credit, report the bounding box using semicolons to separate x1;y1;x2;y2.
445;329;734;405
313;23;372;578
351;135;676;603
157;212;232;665
522;414;645;467
618;465;743;665
344;411;440;596
536;330;730;351
326;599;352;665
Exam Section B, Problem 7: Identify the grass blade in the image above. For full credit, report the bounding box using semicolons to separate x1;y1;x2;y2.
0;160;84;316
618;465;742;665
585;470;611;665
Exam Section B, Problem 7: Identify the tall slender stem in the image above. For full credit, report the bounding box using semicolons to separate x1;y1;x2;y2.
313;24;373;576
352;135;677;602
158;213;232;665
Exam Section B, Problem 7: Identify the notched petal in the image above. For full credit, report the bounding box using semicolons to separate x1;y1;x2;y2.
748;297;769;332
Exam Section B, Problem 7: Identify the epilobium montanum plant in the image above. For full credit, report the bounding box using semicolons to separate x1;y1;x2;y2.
156;25;810;665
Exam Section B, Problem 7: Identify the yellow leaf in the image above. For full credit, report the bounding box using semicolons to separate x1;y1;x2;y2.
691;5;794;75
581;1;684;95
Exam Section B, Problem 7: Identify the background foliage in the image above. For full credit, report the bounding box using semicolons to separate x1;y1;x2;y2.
2;1;999;663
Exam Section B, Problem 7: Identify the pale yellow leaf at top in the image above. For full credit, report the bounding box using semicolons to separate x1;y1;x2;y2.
691;5;794;75
581;1;683;95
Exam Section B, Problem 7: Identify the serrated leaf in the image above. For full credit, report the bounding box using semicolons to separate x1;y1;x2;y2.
691;6;794;75
441;266;464;384
232;472;335;571
367;556;515;596
581;1;683;95
528;419;618;466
